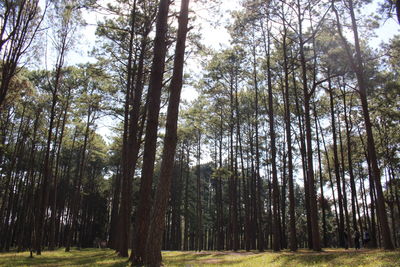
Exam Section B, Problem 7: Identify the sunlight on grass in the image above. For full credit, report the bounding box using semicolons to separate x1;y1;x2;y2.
163;249;400;267
0;248;129;267
0;248;399;266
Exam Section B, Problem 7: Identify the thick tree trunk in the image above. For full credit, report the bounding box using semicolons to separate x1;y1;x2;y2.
109;168;121;249
131;0;170;264
143;1;189;264
121;1;152;258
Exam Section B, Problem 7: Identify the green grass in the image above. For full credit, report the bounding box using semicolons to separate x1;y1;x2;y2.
0;248;399;266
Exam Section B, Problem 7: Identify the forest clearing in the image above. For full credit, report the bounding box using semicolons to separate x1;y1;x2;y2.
1;0;400;266
1;248;399;267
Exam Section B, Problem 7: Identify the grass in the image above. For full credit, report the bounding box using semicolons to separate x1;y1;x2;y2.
0;248;399;266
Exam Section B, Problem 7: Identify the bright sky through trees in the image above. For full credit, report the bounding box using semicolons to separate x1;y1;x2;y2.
77;0;398;142
74;0;399;95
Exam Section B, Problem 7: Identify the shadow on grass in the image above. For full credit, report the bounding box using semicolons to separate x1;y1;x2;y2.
163;251;264;266
277;253;343;266
0;248;129;267
275;250;400;267
1;248;400;266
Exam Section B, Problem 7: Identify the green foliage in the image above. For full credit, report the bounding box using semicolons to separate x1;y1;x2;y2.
211;167;233;180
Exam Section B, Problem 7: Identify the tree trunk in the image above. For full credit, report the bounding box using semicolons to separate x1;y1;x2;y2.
263;25;280;251
143;1;190;264
131;0;171;264
65;107;92;252
342;87;359;235
313;101;327;248
328;83;346;248
183;145;190;251
292;48;313;250
196;130;203;251
118;1;138;256
36;75;60;255
109;168;121;249
332;0;394;249
49;88;71;250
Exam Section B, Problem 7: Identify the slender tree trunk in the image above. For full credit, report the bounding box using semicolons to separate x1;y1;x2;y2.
342;87;359;235
235;89;250;250
338;114;351;248
17;110;41;252
218;113;225;250
291;49;313;249
183;145;190;251
36;78;59;255
296;5;321;247
318;117;340;240
358;128;378;248
328;82;346;248
332;0;393;249
0;109;25;250
262;25;280;251
65;107;92;252
228;72;238;251
196;130;203;251
283;40;297;252
313;101;327;248
49;88;71;250
118;1;138;256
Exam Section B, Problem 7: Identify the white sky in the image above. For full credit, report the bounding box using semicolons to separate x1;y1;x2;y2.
65;0;399;143
71;0;400;73
73;0;243;142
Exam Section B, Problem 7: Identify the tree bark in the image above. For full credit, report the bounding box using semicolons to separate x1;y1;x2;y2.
332;0;394;249
143;0;190;264
313;101;327;248
131;0;170;264
328;82;346;248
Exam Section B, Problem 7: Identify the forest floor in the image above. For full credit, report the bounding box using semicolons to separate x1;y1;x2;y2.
0;248;399;266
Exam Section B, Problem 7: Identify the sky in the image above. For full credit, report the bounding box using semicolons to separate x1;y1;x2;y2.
66;0;399;143
73;0;243;142
71;1;239;61
73;0;400;73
